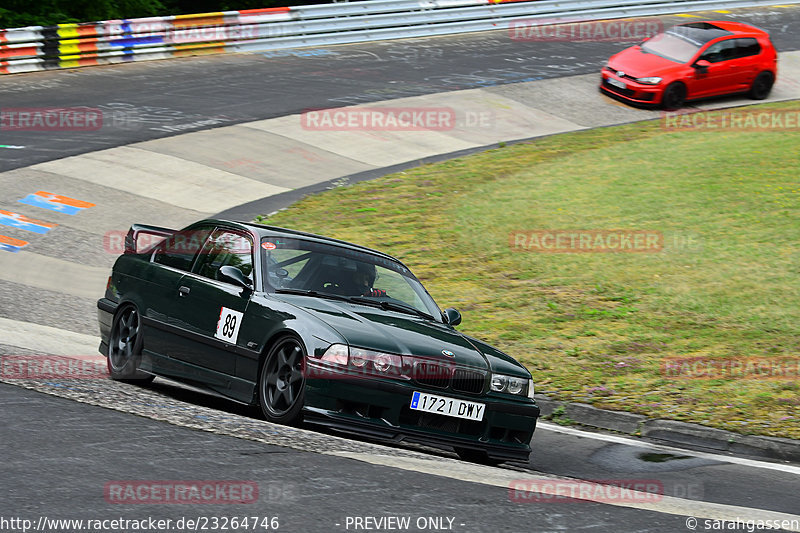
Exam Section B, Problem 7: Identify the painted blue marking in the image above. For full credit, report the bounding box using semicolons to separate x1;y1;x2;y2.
410;391;420;408
0;213;53;234
18;194;83;215
0;242;24;253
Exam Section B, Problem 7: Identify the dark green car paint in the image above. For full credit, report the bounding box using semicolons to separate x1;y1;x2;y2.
98;219;539;462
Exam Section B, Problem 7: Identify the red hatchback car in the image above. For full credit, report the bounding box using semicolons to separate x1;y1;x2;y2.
600;21;778;109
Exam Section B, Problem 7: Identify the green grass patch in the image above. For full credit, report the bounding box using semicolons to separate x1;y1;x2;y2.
262;101;800;439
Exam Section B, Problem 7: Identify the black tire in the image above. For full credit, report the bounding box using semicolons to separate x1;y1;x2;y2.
455;447;502;466
661;82;686;110
259;336;306;424
107;305;154;383
748;71;774;100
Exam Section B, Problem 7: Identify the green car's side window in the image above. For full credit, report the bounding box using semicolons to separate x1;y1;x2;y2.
193;229;254;282
153;227;212;271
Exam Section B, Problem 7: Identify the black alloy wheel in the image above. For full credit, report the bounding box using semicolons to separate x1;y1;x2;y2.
259;336;306;424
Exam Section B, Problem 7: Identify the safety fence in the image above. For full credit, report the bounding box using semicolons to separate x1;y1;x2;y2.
1;0;797;74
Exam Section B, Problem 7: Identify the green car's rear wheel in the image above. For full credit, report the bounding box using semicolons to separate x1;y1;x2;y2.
259;336;306;424
107;305;154;383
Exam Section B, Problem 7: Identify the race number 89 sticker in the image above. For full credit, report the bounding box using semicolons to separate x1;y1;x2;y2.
215;307;244;343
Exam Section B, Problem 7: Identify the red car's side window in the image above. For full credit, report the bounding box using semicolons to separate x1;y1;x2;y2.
736;38;761;59
701;39;738;63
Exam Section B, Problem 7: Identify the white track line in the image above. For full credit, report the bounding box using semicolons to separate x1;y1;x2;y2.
331;452;800;530
538;421;800;475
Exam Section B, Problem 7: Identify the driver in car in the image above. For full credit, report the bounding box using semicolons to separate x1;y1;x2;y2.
354;263;386;297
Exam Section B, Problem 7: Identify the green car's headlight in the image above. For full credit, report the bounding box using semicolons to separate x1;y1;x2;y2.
490;373;529;396
320;344;402;377
320;344;349;366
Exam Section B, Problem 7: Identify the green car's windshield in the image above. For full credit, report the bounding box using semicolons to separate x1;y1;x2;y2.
262;237;443;322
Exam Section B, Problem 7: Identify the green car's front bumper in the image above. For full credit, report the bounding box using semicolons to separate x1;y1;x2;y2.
304;362;539;462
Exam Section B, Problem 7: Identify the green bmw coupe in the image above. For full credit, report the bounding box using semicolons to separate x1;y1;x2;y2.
97;219;539;463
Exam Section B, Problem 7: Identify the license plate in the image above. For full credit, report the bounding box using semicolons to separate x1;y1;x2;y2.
410;391;485;421
607;77;626;89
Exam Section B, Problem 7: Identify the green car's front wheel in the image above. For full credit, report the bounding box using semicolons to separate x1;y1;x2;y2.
259;336;306;424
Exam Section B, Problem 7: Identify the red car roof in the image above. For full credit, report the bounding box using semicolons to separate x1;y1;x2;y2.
700;20;769;37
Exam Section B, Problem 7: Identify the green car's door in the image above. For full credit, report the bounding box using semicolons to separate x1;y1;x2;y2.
169;228;256;382
141;225;213;369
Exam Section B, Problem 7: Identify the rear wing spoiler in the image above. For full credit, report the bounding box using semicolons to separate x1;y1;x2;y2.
125;224;175;254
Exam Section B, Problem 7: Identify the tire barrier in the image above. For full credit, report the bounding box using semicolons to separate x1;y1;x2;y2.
2;0;797;74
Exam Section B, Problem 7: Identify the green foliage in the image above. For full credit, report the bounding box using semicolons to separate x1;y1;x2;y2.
0;0;166;27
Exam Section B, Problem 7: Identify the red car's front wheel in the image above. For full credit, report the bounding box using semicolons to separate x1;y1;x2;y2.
661;82;687;110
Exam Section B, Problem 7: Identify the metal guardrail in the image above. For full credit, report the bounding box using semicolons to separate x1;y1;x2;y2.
1;0;798;74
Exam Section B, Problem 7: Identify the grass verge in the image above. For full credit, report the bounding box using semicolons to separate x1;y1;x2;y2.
261;101;800;439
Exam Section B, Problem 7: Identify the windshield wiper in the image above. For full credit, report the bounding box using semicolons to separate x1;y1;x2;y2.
347;297;436;321
274;289;437;321
274;288;350;302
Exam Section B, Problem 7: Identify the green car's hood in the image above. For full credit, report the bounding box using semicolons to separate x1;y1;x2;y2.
276;295;525;374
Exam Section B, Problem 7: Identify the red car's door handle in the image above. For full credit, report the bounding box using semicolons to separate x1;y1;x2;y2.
178;286;191;297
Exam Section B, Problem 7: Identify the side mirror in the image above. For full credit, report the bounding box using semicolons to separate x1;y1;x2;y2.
694;59;710;73
443;307;462;327
219;265;252;289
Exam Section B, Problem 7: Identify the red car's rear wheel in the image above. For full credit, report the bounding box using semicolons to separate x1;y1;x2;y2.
749;72;774;100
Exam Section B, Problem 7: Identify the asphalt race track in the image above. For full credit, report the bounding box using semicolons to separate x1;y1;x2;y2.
2;5;800;533
2;9;800;173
